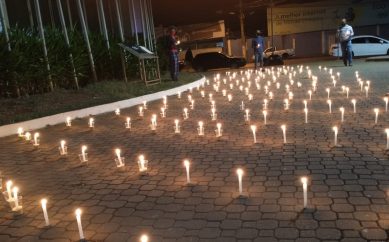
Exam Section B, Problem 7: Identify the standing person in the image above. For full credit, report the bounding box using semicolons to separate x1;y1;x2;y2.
167;26;179;81
338;18;354;66
252;30;265;70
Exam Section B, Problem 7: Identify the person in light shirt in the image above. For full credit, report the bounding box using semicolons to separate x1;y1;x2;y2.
337;18;354;66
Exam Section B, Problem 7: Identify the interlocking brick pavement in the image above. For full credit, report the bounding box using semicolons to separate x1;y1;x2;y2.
1;59;389;241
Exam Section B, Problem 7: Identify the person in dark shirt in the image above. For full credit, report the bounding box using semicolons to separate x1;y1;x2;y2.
252;30;265;70
167;26;179;81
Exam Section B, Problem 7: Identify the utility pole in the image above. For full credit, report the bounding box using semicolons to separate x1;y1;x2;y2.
239;0;247;59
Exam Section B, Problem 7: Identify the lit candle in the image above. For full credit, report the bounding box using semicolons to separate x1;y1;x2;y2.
326;88;330;99
13;186;20;209
248;94;253;101
183;159;191;184
209;93;213;102
151;114;157;130
210;100;216;109
140;234;149;242
59;140;67;155
80;145;88;162
174;119;180;133
384;97;388;112
143;101;147;110
115;108;120;115
33;132;40;146
263;110;267;125
339;107;345;123
138;155;148;172
190;100;195;110
374;108;379;124
308;90;312;100
187;94;192;102
125;117;131;129
304;108;308;124
303;100;307;110
200;90;205;98
236;168;244;195
115;148;124;167
6;180;13;201
17;127;24;137
211;108;217;121
198;121;204;136
345;87;349;98
240;101;245;110
385;129;389;150
183;108;189;120
351;99;357;113
222;89;227;96
284;99;289;110
89;117;94;128
227;94;232;102
365;86;369;98
281;125;287;143
138;106;144;117
215;123;222;137
41;198;50;226
66;117;72;127
301;177;308;208
263;99;268;110
250;125;257;143
75;208;85;240
244;109;250;122
333;126;338;146
327;99;332;113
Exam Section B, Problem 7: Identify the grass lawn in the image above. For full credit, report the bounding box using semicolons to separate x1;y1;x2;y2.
0;72;202;125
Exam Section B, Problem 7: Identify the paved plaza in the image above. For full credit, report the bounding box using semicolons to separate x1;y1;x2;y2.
1;58;389;242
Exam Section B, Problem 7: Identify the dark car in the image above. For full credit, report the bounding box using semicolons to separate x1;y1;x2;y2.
192;52;246;71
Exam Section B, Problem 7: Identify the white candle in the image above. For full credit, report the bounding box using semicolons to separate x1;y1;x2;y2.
250;125;257;143
374;108;379;124
327;100;332;113
227;94;232;102
178;91;182;99
41;198;50;226
163;96;167;109
385;129;389;150
222;89;227;96
263;99;268;110
13;186;19;208
365;86;369;98
303;100;307;109
263;110;267;125
138;155;148;172
216;123;222;137
140;234;149;242
138;106;144;117
174;119;180;133
240;101;245;110
281;125;287;143
89;118;94;128
345;87;349;98
151;114;157;130
143;101;147;110
284;99;289;110
333;126;338;146
66;117;72;127
248;94;253;101
190;100;195;110
115;108;120;115
236;168;244;195
200;90;205;98
183;108;189;119
115;148;123;166
60;140;67;155
384;97;388;112
187;94;192;102
81;145;87;162
301;177;308;208
308;90;312;100
33;132;40;146
351;99;357;113
17;127;24;137
304;108;308;124
198;121;204;136
210;100;216;109
75;208;85;240
339;107;345;123
211;108;217;120
183;159;191;184
6;180;13;201
125;117;131;129
245;109;250;122
326;88;330;99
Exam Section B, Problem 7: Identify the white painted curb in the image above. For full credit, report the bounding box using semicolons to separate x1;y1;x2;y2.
0;77;206;138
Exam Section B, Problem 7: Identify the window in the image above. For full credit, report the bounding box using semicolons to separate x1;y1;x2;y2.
367;37;381;44
352;37;366;44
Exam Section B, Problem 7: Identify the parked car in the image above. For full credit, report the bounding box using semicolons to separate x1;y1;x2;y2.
330;35;389;57
192;52;246;71
264;47;295;59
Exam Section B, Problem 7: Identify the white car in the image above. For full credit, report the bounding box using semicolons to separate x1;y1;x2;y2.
330;35;389;57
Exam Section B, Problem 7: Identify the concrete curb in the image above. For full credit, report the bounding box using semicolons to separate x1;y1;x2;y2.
0;77;206;138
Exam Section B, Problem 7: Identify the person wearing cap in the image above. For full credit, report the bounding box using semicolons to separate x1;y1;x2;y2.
252;30;265;70
337;18;354;66
167;26;180;81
